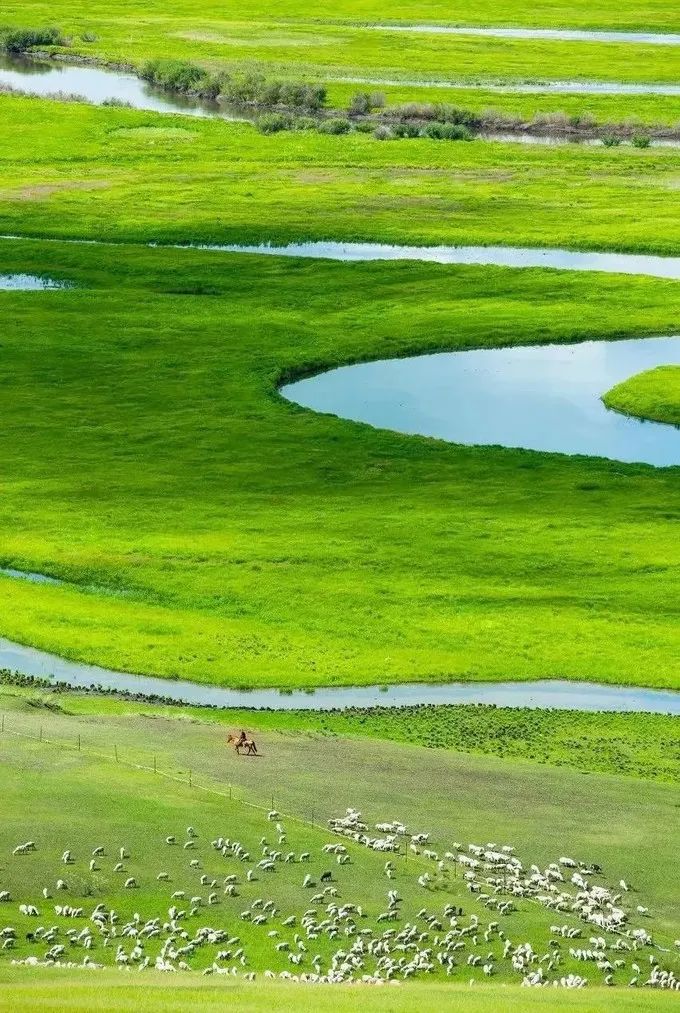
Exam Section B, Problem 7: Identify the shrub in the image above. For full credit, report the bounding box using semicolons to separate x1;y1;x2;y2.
631;134;651;149
348;91;371;116
423;121;473;141
568;112;596;129
256;112;292;134
101;97;133;108
434;104;479;128
318;117;351;135
141;59;213;96
392;121;421;139
373;124;394;140
294;116;318;130
80;31;98;43
601;134;622;147
218;74;325;110
0;26;63;53
369;91;385;109
392;102;437;121
354;119;376;133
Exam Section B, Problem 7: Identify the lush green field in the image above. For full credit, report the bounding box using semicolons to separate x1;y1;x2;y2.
2;95;680;254
4;0;680;99
0;699;678;985
325;84;680;127
0;237;679;687
603;366;680;425
7;684;677;784
5;0;680;34
2;971;680;1012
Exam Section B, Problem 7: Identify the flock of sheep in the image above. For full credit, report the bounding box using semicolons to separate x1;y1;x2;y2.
2;809;679;991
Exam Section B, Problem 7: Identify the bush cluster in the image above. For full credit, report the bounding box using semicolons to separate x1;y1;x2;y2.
140;58;220;98
140;60;326;110
0;25;63;53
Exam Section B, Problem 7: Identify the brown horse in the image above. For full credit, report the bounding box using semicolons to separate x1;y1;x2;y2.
227;732;258;756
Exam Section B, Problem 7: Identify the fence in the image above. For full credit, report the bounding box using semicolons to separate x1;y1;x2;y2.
0;704;437;873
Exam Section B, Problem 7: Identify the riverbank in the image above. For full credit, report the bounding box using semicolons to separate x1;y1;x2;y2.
0;237;678;689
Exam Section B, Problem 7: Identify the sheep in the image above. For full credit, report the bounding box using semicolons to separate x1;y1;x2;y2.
157;873;170;882
124;878;137;890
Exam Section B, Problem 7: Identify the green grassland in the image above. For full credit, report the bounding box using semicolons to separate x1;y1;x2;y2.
5;683;679;782
2;96;680;253
0;699;678;993
2;973;680;1012
0;237;679;686
603;366;680;425
5;0;680;34
4;0;680;97
324;84;680;128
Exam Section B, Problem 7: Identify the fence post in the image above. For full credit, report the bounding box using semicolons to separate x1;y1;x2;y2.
229;784;232;800
1;714;4;733
114;745;118;763
189;769;192;787
77;734;81;752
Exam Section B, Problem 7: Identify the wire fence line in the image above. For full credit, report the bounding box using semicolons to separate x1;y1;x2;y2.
0;709;426;870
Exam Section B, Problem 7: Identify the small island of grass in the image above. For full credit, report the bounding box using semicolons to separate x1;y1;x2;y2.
602;365;680;426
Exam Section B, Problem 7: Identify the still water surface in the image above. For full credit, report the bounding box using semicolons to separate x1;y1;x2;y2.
0;636;677;713
283;336;680;467
0;54;244;118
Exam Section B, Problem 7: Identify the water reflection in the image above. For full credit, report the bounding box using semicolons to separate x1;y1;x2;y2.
282;336;680;466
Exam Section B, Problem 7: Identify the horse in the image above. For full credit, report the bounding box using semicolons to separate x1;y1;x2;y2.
227;732;258;756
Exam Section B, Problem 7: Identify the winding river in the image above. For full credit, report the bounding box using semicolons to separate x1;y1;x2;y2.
0;54;245;119
192;241;680;281
0;636;678;714
366;26;680;45
2;230;680;710
2;52;680;104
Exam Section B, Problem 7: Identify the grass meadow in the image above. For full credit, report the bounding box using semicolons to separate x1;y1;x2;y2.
4;0;680;95
0;237;678;687
0;694;678;965
2;96;680;253
603;366;680;425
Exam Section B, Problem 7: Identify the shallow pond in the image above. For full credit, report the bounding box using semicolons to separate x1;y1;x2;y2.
479;132;680;148
0;273;69;289
367;26;680;45
0;54;245;119
200;241;680;281
339;75;680;96
0;567;62;584
0;636;678;713
283;336;680;467
3;53;680;108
